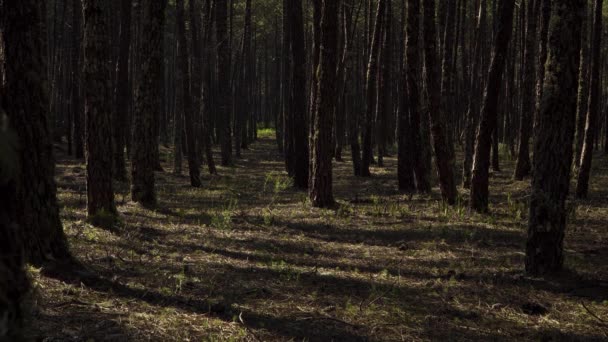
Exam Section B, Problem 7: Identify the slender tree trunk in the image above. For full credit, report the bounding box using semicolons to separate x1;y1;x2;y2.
526;0;584;275
83;0;117;219
190;0;204;166
290;0;310;189
113;0;131;182
201;0;218;174
423;0;458;205
575;4;590;165
131;0;166;206
463;0;486;188
533;0;551;134
71;0;84;159
361;0;385;177
176;0;201;187
310;0;341;208
513;0;538;180
216;0;233;166
576;0;603;199
470;0;515;212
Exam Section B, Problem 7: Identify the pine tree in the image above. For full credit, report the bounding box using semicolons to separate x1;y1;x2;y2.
310;0;341;207
131;0;167;206
470;0;516;212
526;0;584;275
83;0;117;219
2;0;71;262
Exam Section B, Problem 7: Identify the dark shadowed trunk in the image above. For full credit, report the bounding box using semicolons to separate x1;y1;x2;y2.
526;0;584;275
83;0;118;219
310;0;341;208
470;0;516;212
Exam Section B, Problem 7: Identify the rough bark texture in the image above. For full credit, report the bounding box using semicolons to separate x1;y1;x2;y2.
526;0;584;275
112;0;131;182
470;0;515;212
83;0;117;218
216;0;233;166
575;0;603;199
131;0;166;206
310;0;341;208
2;0;71;263
176;0;201;187
422;0;458;205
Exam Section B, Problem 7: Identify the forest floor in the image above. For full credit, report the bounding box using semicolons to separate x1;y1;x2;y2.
30;131;608;342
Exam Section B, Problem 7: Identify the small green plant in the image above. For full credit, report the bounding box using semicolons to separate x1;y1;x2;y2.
211;198;238;230
262;208;275;226
506;192;526;220
336;202;354;218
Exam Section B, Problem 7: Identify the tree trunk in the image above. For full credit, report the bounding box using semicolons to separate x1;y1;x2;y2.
513;0;538;180
71;0;84;159
361;0;385;177
422;0;458;205
526;0;584;275
575;0;603;199
463;0;487;189
574;3;590;165
470;0;515;212
176;0;201;187
290;0;310;189
310;0;341;208
2;0;71;264
0;148;28;339
131;0;166;206
83;0;117;219
216;0;233;166
201;0;218;175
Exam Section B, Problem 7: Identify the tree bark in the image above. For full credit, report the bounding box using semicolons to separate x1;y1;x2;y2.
112;0;131;182
176;0;201;187
290;0;310;189
310;0;341;208
83;0;117;218
131;0;166;206
470;0;516;212
216;0;233;166
361;0;385;177
71;0;84;159
574;3;590;165
422;0;458;205
526;0;584;275
575;0;603;199
513;0;538;180
2;0;71;264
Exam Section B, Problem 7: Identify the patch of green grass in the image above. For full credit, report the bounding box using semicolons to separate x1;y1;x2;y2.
257;127;276;139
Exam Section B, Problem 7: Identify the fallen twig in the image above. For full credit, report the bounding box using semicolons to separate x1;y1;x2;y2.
581;301;607;326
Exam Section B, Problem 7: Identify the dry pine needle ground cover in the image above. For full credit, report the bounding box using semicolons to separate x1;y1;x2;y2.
30;131;608;341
